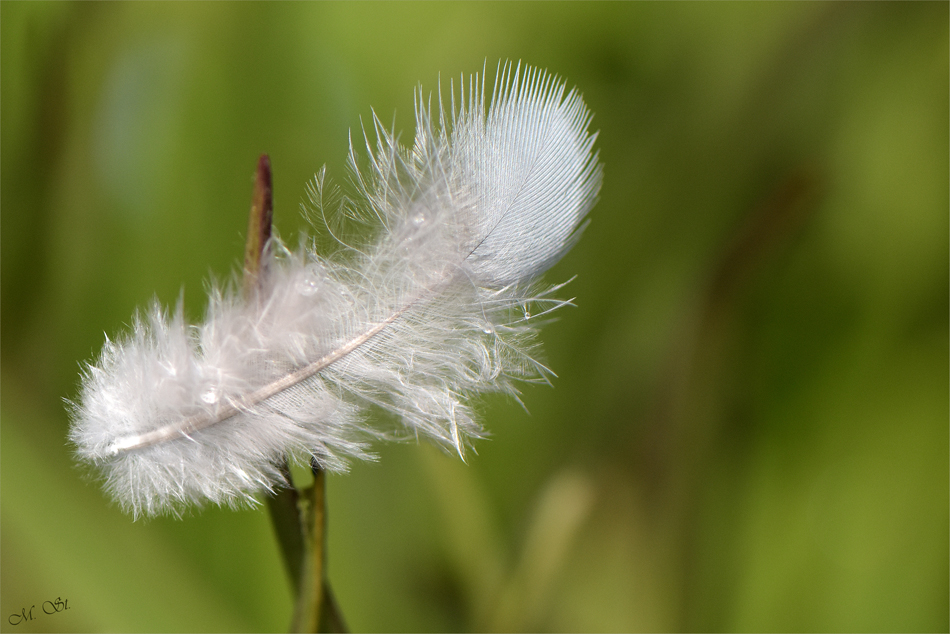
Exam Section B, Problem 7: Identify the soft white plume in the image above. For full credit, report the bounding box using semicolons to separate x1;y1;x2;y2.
69;62;602;517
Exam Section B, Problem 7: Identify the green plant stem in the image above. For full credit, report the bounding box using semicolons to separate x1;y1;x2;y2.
287;464;333;632
244;154;346;633
267;464;305;591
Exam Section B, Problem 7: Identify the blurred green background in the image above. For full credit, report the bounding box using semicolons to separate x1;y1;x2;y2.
2;3;947;632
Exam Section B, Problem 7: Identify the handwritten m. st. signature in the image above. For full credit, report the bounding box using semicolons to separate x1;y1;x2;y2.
8;597;70;626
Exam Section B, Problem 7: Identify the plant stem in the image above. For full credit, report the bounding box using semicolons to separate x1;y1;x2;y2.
244;154;273;297
243;154;346;633
267;464;305;594
289;463;329;632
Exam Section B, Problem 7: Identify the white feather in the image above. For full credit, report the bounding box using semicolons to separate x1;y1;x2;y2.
69;62;602;517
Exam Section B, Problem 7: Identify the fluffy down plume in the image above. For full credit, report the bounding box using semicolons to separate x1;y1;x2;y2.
69;62;602;517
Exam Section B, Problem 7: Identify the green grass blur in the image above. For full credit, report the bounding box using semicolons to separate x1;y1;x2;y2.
2;3;947;632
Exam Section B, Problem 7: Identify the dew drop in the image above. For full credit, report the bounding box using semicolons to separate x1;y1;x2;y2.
298;277;320;297
201;387;219;404
298;266;323;297
411;211;426;226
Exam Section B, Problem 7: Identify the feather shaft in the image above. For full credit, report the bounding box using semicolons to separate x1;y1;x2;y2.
109;303;411;454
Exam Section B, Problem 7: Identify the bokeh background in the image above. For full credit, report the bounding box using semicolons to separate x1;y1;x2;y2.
2;3;947;632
